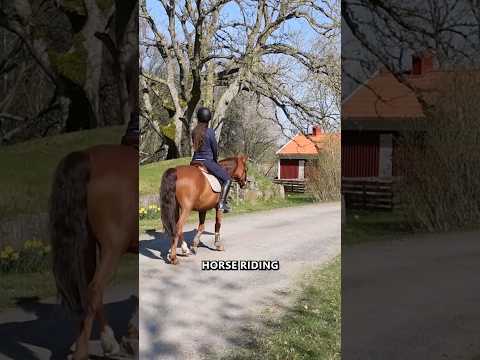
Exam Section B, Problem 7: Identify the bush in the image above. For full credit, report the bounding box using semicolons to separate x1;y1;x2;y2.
396;72;480;232
0;239;51;273
139;204;161;220
306;137;341;202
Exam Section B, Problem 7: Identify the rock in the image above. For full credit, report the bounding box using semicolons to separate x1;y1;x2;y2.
245;189;261;202
263;189;274;200
273;184;285;199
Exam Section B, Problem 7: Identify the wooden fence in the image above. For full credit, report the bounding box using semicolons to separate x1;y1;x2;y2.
342;177;399;210
273;179;306;193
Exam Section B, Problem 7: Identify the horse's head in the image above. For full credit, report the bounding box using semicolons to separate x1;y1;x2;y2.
232;155;248;189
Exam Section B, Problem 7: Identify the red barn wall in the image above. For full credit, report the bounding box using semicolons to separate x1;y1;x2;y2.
342;131;379;177
280;159;299;179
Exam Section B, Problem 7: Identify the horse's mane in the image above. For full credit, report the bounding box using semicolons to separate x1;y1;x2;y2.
219;156;242;174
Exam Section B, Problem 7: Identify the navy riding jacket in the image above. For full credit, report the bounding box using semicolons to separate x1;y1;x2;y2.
192;128;218;162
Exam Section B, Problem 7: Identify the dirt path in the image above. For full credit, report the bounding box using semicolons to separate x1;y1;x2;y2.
139;202;341;360
343;230;480;360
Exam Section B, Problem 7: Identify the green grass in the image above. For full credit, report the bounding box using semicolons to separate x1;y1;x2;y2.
222;256;340;360
342;209;412;245
0;253;137;311
0;126;125;218
140;157;191;197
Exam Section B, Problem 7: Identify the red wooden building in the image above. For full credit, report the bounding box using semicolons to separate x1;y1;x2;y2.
342;51;439;178
276;126;340;182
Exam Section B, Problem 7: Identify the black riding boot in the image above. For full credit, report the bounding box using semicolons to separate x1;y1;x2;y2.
218;179;232;213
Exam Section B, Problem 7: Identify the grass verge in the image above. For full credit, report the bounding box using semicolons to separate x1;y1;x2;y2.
0;126;125;218
0;254;137;312
342;209;412;246
222;256;340;360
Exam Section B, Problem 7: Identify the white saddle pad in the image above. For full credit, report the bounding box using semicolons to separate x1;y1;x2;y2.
199;168;221;193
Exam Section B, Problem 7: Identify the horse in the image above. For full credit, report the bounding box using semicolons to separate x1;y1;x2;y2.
49;144;139;360
159;155;248;265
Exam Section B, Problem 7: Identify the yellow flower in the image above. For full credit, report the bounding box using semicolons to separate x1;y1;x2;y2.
4;246;14;255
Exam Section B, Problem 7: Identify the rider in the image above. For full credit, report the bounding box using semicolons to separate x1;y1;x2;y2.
191;107;232;213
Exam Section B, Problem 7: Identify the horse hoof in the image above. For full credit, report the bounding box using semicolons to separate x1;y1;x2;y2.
191;246;197;255
101;326;121;355
215;244;225;251
170;257;179;265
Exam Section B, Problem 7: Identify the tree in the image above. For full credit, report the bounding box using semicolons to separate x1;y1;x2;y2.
219;92;280;161
141;0;340;157
0;0;138;143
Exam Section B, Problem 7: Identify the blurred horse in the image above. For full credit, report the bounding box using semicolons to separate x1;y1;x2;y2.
49;144;138;359
159;155;248;265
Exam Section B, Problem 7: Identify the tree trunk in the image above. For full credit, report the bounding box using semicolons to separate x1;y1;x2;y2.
212;76;241;141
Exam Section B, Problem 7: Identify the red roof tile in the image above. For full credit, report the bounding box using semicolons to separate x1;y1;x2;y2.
342;70;446;119
277;132;340;155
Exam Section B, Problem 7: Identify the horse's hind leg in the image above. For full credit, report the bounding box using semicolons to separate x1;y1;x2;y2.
192;211;206;254
180;232;191;256
214;208;224;251
74;246;122;358
169;207;190;265
97;302;120;355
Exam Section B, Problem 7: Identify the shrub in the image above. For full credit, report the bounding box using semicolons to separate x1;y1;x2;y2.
0;239;51;273
139;204;161;220
396;72;480;231
306;136;341;202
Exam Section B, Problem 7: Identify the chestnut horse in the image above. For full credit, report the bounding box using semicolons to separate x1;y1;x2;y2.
159;156;248;265
49;144;138;359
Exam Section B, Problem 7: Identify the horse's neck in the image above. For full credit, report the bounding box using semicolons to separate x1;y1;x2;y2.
220;158;237;175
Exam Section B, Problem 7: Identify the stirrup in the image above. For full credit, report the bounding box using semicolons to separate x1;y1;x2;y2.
218;202;231;213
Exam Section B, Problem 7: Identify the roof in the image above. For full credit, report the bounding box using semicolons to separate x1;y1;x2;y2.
276;132;340;156
342;70;445;120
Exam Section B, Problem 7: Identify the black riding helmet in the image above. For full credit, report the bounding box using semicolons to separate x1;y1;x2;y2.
197;107;212;123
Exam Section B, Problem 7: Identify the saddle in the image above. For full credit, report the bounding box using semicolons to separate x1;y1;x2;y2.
190;161;221;193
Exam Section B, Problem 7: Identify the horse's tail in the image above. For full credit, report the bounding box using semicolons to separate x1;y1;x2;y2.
160;168;179;238
49;151;96;315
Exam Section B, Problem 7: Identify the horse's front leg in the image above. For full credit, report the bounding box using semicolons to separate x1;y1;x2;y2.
214;208;224;251
192;211;206;254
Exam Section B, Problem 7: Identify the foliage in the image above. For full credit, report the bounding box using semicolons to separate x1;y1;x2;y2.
0;240;50;273
139;204;161;220
306;136;341;202
63;0;87;16
396;74;480;232
96;0;114;12
48;34;88;86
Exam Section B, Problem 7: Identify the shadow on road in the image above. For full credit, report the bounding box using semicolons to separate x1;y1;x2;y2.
0;295;137;359
140;229;217;262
